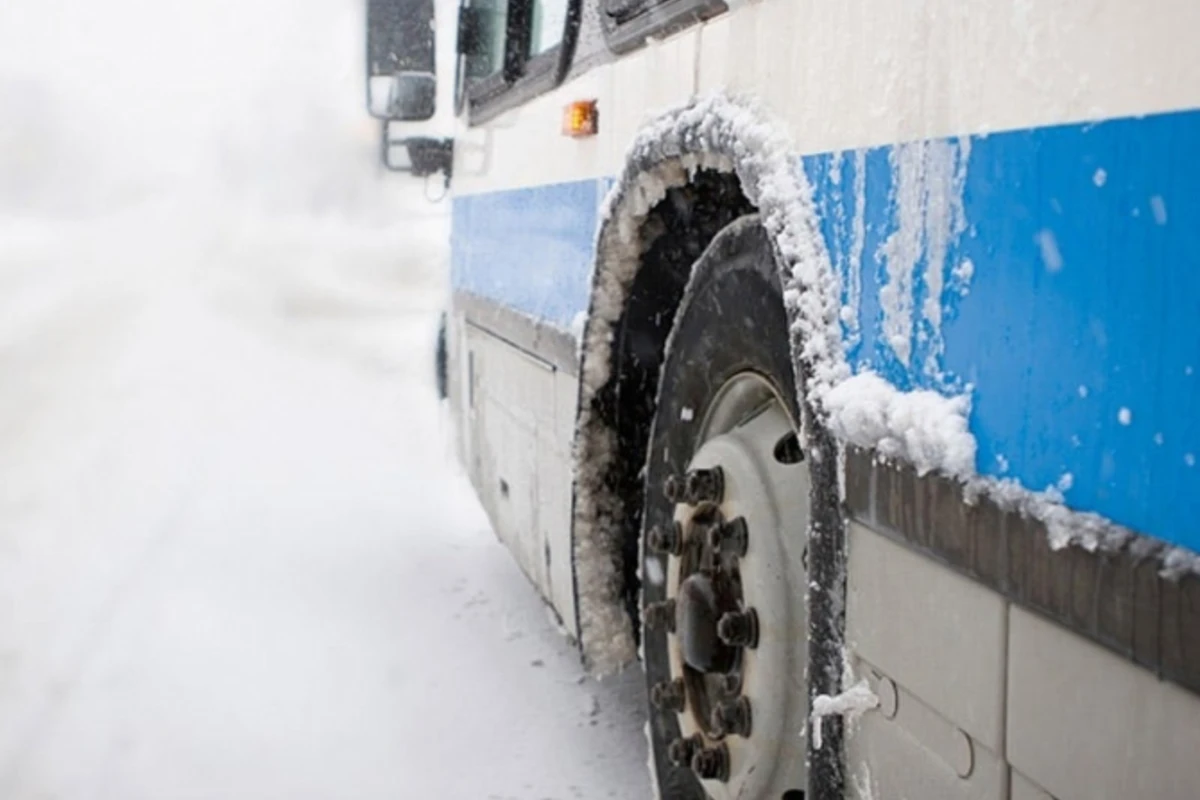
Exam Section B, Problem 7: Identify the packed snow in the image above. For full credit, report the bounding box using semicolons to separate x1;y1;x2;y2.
877;147;922;367
844;149;867;349
809;679;879;750
1150;195;1169;226
825;372;976;479
875;138;970;380
952;258;974;288
1035;229;1064;273
0;1;651;798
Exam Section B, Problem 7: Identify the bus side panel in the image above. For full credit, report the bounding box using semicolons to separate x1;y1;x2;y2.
804;108;1200;554
463;325;555;598
447;180;607;635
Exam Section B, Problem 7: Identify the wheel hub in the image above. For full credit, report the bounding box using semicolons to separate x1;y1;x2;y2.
675;572;737;673
647;373;811;800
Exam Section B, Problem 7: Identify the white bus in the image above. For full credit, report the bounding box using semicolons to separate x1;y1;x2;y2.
367;1;1200;797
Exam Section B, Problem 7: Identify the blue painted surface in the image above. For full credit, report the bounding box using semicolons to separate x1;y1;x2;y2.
451;179;611;329
452;110;1200;552
805;110;1200;551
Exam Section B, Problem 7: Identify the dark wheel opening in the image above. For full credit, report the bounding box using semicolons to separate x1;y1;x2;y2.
773;431;804;464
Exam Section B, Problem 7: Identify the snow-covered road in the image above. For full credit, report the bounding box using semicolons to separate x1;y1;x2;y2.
0;206;652;799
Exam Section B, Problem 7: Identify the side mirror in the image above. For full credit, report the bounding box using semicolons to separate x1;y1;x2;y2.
366;0;437;120
381;122;453;181
368;71;436;120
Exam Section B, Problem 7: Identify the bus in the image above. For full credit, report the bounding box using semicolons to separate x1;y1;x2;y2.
366;1;1200;797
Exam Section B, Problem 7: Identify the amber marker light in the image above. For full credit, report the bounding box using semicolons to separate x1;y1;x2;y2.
562;100;598;137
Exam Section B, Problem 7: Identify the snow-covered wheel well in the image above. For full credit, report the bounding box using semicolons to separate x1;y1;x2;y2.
570;95;845;678
582;170;753;653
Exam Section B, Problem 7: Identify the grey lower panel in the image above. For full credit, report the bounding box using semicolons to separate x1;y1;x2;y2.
846;519;1200;800
846;522;1006;753
1007;606;1200;799
843;446;1200;699
847;708;1007;800
846;522;1008;800
1008;771;1054;800
453;290;579;376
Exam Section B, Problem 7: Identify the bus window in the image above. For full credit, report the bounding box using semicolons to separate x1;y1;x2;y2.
457;0;576;122
529;0;569;56
463;0;508;80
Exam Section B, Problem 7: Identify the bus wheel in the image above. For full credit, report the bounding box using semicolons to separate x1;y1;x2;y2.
640;215;810;800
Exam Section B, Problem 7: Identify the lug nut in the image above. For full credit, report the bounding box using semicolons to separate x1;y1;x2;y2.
708;517;748;556
691;744;730;781
717;608;759;648
648;522;685;555
684;467;724;504
650;677;686;712
711;696;752;737
667;734;703;767
663;474;684;503
644;599;676;632
691;503;721;525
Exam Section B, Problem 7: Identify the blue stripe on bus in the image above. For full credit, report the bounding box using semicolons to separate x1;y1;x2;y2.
806;109;1200;552
451;178;612;330
451;108;1200;552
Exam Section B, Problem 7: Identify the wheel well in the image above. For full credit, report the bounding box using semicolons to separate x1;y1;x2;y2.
598;169;755;644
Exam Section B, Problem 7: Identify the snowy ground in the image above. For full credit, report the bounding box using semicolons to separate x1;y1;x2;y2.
0;1;651;798
0;207;651;800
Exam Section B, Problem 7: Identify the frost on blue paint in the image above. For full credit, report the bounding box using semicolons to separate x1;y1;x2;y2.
807;111;1200;552
803;143;973;395
451;179;604;329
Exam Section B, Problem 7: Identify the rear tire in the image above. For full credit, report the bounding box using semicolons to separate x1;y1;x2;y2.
640;215;810;800
435;311;448;399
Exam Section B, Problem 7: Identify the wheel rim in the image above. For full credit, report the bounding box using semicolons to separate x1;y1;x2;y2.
646;372;811;799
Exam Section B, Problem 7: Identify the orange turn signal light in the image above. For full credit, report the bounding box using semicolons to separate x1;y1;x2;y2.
562;100;598;138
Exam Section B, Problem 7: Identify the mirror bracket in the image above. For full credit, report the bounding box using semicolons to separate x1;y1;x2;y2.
382;128;454;183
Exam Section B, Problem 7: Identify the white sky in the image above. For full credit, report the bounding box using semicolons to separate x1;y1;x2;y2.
0;0;384;212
